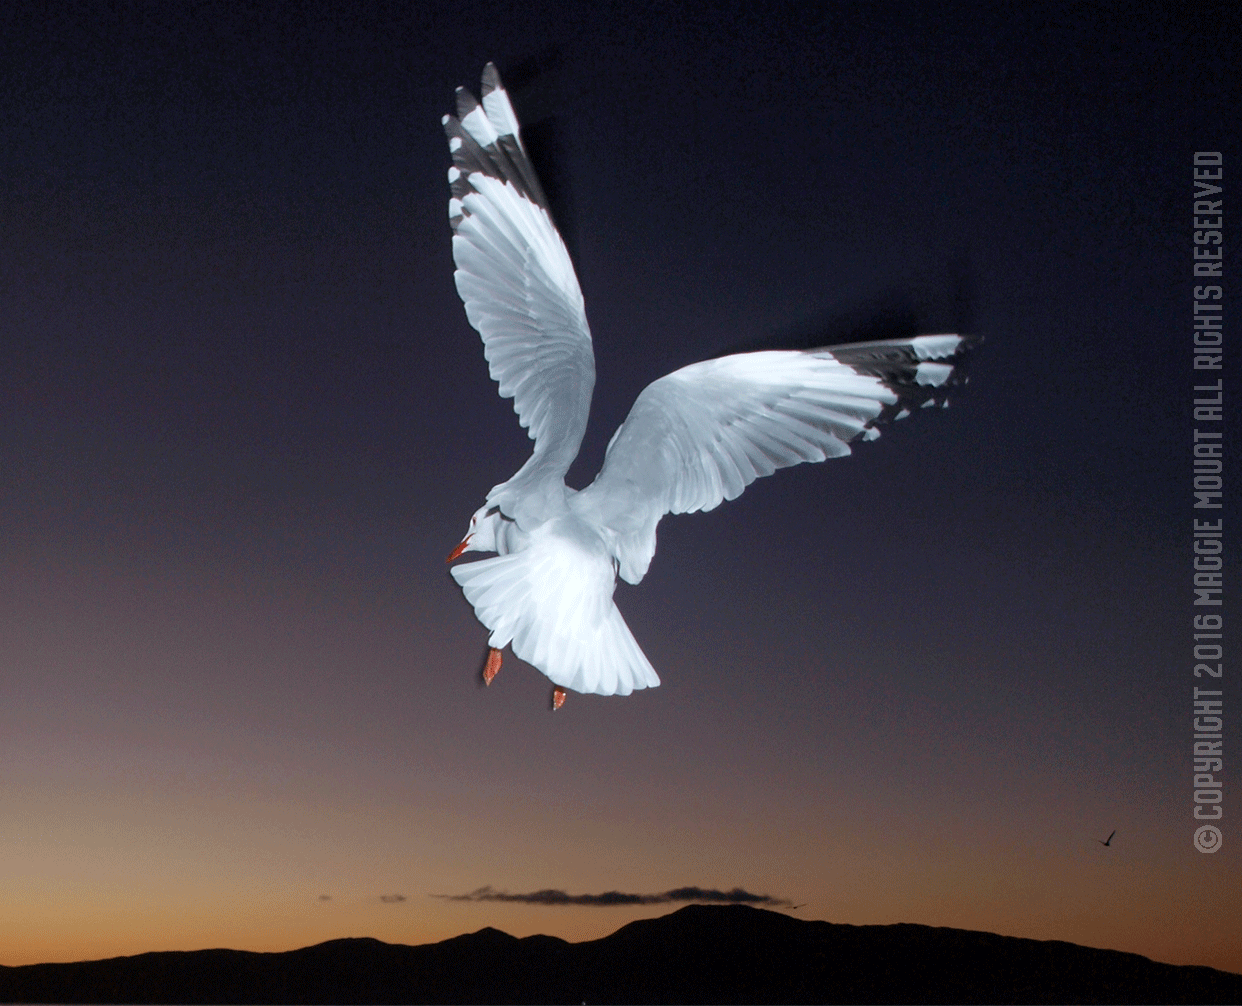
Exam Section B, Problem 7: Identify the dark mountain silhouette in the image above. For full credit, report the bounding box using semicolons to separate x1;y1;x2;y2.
1;904;1238;1004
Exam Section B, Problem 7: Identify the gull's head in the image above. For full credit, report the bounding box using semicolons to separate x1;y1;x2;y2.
446;504;504;562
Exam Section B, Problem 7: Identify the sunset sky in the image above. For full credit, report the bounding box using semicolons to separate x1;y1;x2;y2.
3;0;1239;977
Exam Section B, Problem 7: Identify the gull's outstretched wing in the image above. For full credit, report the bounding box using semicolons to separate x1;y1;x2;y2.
444;64;594;527
578;334;977;584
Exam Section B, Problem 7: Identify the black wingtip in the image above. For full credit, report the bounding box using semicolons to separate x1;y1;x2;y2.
481;62;503;96
455;85;480;121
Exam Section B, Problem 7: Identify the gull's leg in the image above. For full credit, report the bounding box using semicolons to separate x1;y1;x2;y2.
483;647;502;686
552;686;567;711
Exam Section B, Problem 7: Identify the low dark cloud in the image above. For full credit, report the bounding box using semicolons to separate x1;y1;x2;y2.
433;886;790;907
379;894;407;903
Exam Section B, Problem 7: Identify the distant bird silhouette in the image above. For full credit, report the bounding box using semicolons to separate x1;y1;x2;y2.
1098;830;1116;847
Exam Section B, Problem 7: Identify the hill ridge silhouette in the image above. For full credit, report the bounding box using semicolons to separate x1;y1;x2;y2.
2;904;1238;1004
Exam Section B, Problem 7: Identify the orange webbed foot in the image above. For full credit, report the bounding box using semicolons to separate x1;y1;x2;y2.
483;647;502;686
552;686;567;711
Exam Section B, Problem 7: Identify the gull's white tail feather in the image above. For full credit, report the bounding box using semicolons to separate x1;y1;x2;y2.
450;529;660;696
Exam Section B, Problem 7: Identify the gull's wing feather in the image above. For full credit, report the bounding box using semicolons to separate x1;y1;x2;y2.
581;334;976;584
444;64;594;527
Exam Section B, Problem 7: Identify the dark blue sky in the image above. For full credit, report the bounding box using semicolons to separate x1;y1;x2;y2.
2;0;1237;971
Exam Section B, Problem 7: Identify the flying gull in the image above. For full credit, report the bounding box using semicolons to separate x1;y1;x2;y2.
1098;830;1116;847
442;64;977;709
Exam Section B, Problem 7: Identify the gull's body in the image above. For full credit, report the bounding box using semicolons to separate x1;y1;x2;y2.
443;64;976;705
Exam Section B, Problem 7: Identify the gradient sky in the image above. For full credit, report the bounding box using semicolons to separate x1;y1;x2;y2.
3;0;1239;976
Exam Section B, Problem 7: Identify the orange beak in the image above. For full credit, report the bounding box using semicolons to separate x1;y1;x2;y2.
446;535;472;563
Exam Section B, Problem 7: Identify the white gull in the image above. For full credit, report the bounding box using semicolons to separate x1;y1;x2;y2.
442;64;976;709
